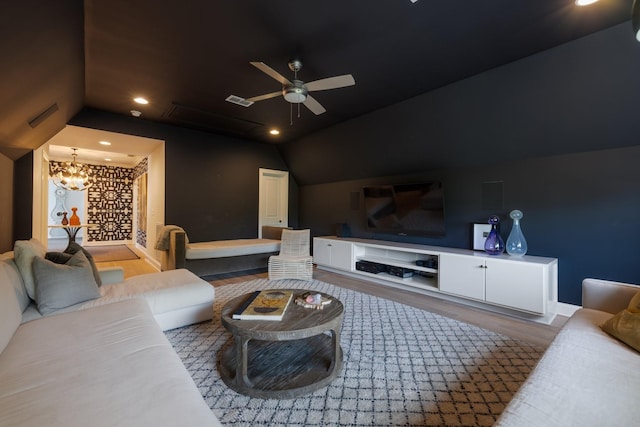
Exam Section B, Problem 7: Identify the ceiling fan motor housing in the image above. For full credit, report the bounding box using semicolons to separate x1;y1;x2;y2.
283;80;308;103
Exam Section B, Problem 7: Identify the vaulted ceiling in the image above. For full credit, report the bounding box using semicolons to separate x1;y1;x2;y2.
0;0;633;161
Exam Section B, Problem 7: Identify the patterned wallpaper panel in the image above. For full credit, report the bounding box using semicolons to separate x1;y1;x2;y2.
133;157;148;180
50;161;134;242
86;165;134;242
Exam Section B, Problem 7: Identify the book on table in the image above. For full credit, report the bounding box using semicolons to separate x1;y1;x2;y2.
232;290;294;321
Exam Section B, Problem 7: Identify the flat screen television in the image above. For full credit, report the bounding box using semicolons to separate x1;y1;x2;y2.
363;181;445;236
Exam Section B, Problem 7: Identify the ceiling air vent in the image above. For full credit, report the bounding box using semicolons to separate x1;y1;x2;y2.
225;95;254;107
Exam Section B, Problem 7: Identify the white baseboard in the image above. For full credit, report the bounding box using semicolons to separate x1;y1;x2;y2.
556;301;581;317
135;242;161;271
145;256;161;270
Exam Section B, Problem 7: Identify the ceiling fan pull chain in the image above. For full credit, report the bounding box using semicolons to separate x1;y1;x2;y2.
290;103;293;126
297;102;301;118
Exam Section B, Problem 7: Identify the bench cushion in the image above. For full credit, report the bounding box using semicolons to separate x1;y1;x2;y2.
186;238;280;259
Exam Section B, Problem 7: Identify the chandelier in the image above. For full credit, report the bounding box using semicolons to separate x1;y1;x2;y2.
51;148;95;191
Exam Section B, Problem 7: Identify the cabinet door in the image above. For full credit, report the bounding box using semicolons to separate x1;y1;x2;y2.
485;259;546;314
313;238;332;266
328;240;353;271
438;254;486;300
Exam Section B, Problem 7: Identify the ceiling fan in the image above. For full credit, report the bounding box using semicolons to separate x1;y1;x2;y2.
240;59;355;115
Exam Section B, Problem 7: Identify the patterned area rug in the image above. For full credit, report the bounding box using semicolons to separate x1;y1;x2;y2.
165;279;543;426
85;245;139;262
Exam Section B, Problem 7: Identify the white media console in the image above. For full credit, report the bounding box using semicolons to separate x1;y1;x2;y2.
313;236;558;324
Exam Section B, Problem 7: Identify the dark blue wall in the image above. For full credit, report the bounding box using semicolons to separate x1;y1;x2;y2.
13;151;33;241
283;23;640;306
70;109;298;241
300;146;640;306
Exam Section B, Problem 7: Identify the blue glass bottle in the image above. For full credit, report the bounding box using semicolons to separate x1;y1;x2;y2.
506;209;528;256
484;215;505;255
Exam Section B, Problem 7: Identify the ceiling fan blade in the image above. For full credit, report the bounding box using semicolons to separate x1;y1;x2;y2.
250;62;291;85
305;74;355;92
303;95;326;115
246;91;281;102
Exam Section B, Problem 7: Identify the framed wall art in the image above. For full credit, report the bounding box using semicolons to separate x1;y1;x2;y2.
473;223;492;251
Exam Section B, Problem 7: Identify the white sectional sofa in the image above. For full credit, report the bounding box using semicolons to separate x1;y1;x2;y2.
496;278;640;426
0;241;222;426
7;239;215;331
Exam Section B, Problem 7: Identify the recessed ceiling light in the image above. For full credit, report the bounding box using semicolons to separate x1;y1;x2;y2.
99;140;111;146
269;129;280;135
104;158;112;162
575;0;599;5
131;110;142;117
133;97;149;105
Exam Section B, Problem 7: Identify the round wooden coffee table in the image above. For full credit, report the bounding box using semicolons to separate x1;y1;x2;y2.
219;289;343;399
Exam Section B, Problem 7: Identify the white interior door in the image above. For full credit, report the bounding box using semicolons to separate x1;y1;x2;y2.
258;168;288;237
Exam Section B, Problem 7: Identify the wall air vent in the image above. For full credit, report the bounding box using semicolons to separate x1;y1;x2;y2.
28;103;59;128
225;95;254;107
163;102;263;136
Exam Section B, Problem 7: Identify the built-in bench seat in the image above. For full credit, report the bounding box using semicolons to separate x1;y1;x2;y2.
160;225;289;278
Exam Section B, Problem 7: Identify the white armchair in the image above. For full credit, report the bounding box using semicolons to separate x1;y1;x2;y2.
268;229;313;281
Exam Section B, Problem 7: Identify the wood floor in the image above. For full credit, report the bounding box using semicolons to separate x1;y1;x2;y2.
97;256;567;349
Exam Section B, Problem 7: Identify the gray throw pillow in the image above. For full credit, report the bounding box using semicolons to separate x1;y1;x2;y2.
64;242;102;286
32;251;101;315
13;239;47;300
45;251;73;264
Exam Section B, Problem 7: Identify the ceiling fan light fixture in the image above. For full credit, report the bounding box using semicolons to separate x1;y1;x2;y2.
283;90;306;103
246;60;354;116
283;81;308;103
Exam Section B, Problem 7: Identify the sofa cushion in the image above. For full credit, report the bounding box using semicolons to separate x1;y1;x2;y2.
13;238;47;300
0;266;22;353
63;242;102;286
0;259;30;313
20;268;214;331
496;308;640;426
32;251;100;315
0;299;221;427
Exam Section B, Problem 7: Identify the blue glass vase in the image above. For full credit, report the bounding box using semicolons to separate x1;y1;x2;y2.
484;215;505;255
506;209;528;256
